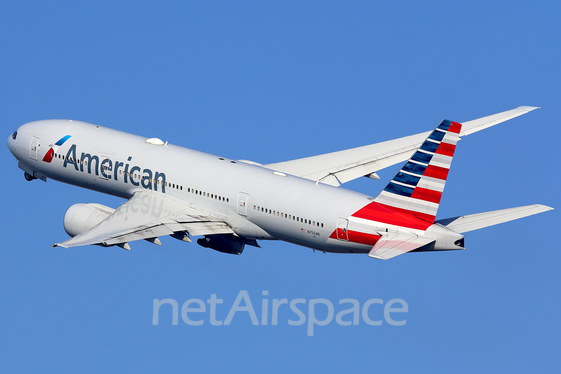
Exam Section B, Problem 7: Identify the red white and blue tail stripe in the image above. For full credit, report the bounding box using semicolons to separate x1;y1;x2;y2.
372;120;462;223
350;120;462;232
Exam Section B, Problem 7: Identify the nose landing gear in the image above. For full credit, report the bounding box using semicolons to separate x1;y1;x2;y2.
24;172;36;181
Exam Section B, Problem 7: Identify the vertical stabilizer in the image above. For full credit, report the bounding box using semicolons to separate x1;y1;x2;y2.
373;120;462;223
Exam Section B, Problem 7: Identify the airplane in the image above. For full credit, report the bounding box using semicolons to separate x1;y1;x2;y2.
6;106;553;260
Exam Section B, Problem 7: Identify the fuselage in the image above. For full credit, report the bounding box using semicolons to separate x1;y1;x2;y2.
7;120;386;253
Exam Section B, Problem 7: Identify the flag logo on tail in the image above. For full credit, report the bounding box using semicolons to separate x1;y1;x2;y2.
353;120;462;229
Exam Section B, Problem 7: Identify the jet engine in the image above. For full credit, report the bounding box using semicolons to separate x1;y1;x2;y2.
197;234;245;255
63;203;115;237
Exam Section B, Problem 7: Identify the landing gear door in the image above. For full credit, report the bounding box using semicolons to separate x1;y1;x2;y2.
336;218;349;241
30;137;39;160
237;193;249;216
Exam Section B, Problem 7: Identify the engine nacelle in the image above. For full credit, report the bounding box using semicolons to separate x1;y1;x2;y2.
197;234;245;255
63;203;115;237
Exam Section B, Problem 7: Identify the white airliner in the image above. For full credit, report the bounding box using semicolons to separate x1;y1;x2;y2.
6;107;553;259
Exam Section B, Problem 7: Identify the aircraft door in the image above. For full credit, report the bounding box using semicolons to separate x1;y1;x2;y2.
30;136;40;160
336;218;349;241
237;193;249;216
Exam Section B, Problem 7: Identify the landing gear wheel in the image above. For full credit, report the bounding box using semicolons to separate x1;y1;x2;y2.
24;172;35;181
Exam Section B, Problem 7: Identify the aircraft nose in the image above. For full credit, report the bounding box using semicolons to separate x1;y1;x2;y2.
7;129;18;157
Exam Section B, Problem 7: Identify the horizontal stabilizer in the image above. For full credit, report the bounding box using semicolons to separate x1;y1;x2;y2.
436;204;553;234
368;233;434;260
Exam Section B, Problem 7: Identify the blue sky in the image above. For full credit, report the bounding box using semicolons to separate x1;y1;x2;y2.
1;1;560;372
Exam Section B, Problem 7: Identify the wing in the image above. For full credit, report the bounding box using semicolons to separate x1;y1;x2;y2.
264;106;539;186
54;191;234;248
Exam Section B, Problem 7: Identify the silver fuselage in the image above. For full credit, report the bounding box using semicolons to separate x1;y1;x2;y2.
8;120;380;253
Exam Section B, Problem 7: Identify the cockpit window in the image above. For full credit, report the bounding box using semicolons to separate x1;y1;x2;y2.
11;131;17;140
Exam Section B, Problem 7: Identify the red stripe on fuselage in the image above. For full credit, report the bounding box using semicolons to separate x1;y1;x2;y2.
348;231;381;246
435;142;456;157
329;229;382;246
411;187;442;204
352;201;434;230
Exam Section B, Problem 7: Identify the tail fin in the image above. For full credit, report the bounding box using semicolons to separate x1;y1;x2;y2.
373;120;462;223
